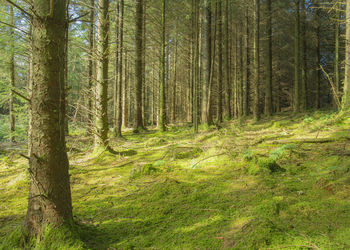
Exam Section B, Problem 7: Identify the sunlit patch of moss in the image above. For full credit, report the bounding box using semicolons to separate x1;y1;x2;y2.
1;110;350;249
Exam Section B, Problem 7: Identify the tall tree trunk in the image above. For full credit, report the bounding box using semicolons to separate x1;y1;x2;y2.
115;0;124;137
193;0;199;133
25;0;72;236
224;0;231;118
142;0;147;127
94;0;110;148
294;0;300;112
135;0;145;132
113;0;120;135
64;6;69;135
9;5;15;143
28;20;33;155
300;0;307;111
123;50;128;128
243;7;250;117
334;1;340;109
88;0;95;134
265;0;273;116
315;1;321;109
344;0;350;109
217;0;223;123
253;0;260;120
159;0;167;131
202;0;212;125
172;36;178;123
234;26;238;118
239;30;244;117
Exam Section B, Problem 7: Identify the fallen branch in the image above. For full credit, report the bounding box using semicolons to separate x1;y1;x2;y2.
320;65;341;109
267;137;350;145
191;153;226;169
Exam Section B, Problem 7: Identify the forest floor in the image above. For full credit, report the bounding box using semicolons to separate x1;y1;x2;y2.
1;110;350;249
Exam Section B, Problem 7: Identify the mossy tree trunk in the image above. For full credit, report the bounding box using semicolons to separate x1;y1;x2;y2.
25;0;72;236
94;0;110;148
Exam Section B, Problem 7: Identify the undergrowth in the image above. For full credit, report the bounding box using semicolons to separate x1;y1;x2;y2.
0;110;349;249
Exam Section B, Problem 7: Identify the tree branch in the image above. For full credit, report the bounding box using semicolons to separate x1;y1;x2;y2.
0;20;29;35
69;12;89;23
12;89;31;103
5;0;32;17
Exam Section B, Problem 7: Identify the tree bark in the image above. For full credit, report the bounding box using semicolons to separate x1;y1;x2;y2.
344;0;350;109
294;0;300;112
159;0;167;131
334;0;340;109
87;0;95;134
115;0;124;137
217;0;223;123
300;0;307;111
25;0;72;236
265;0;273;116
224;0;231;118
253;0;260;121
243;7;250;117
315;0;321;109
9;5;15;143
135;0;145;132
94;0;110;148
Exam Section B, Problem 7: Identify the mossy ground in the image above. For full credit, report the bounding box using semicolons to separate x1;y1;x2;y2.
1;110;350;249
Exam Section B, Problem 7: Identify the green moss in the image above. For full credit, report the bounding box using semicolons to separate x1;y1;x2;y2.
1;110;350;249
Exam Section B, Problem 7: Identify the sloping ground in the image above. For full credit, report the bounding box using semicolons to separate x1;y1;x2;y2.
0;110;350;249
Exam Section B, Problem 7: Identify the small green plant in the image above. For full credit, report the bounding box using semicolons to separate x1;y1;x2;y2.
269;144;296;161
242;150;256;162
